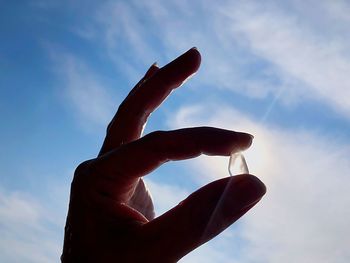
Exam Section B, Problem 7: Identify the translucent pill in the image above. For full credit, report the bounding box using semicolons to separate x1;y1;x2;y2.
228;152;249;176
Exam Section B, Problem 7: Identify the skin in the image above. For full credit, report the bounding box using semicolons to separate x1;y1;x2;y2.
61;48;267;262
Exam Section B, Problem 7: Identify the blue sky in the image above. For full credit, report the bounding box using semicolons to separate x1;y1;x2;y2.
1;0;350;262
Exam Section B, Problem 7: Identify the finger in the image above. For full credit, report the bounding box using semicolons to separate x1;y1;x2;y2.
95;127;253;181
99;48;201;155
140;174;266;262
124;62;160;100
99;62;160;156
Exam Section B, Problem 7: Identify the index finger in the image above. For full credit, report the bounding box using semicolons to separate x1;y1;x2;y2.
96;127;253;181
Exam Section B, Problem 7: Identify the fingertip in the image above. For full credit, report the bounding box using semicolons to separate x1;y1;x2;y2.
237;174;267;199
172;47;201;75
144;62;160;78
239;132;254;150
186;47;201;73
151;62;159;68
221;131;254;155
232;132;254;152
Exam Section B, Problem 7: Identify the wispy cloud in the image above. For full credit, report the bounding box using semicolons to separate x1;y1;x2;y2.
223;0;350;116
93;1;162;80
50;50;116;129
0;187;67;263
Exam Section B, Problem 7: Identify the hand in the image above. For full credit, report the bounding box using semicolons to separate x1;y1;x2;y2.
61;48;266;262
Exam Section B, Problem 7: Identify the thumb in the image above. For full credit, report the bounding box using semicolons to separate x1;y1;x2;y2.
140;174;266;262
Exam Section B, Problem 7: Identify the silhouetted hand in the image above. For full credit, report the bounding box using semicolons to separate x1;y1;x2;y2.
61;48;266;262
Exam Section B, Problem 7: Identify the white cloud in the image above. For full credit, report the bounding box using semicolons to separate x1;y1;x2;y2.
222;0;350;116
0;191;42;228
0;187;67;263
94;1;161;80
168;103;350;262
50;51;116;129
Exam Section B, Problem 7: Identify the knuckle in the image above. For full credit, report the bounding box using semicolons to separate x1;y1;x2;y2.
144;130;167;150
74;160;92;176
72;159;94;190
117;100;128;115
146;130;167;139
106;120;113;133
117;100;148;124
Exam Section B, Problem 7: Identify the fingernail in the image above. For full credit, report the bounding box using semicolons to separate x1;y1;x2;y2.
247;133;254;147
237;132;254;150
144;62;159;77
185;47;198;53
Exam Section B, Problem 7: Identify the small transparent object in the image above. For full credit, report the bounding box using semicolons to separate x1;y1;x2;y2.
228;152;249;176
